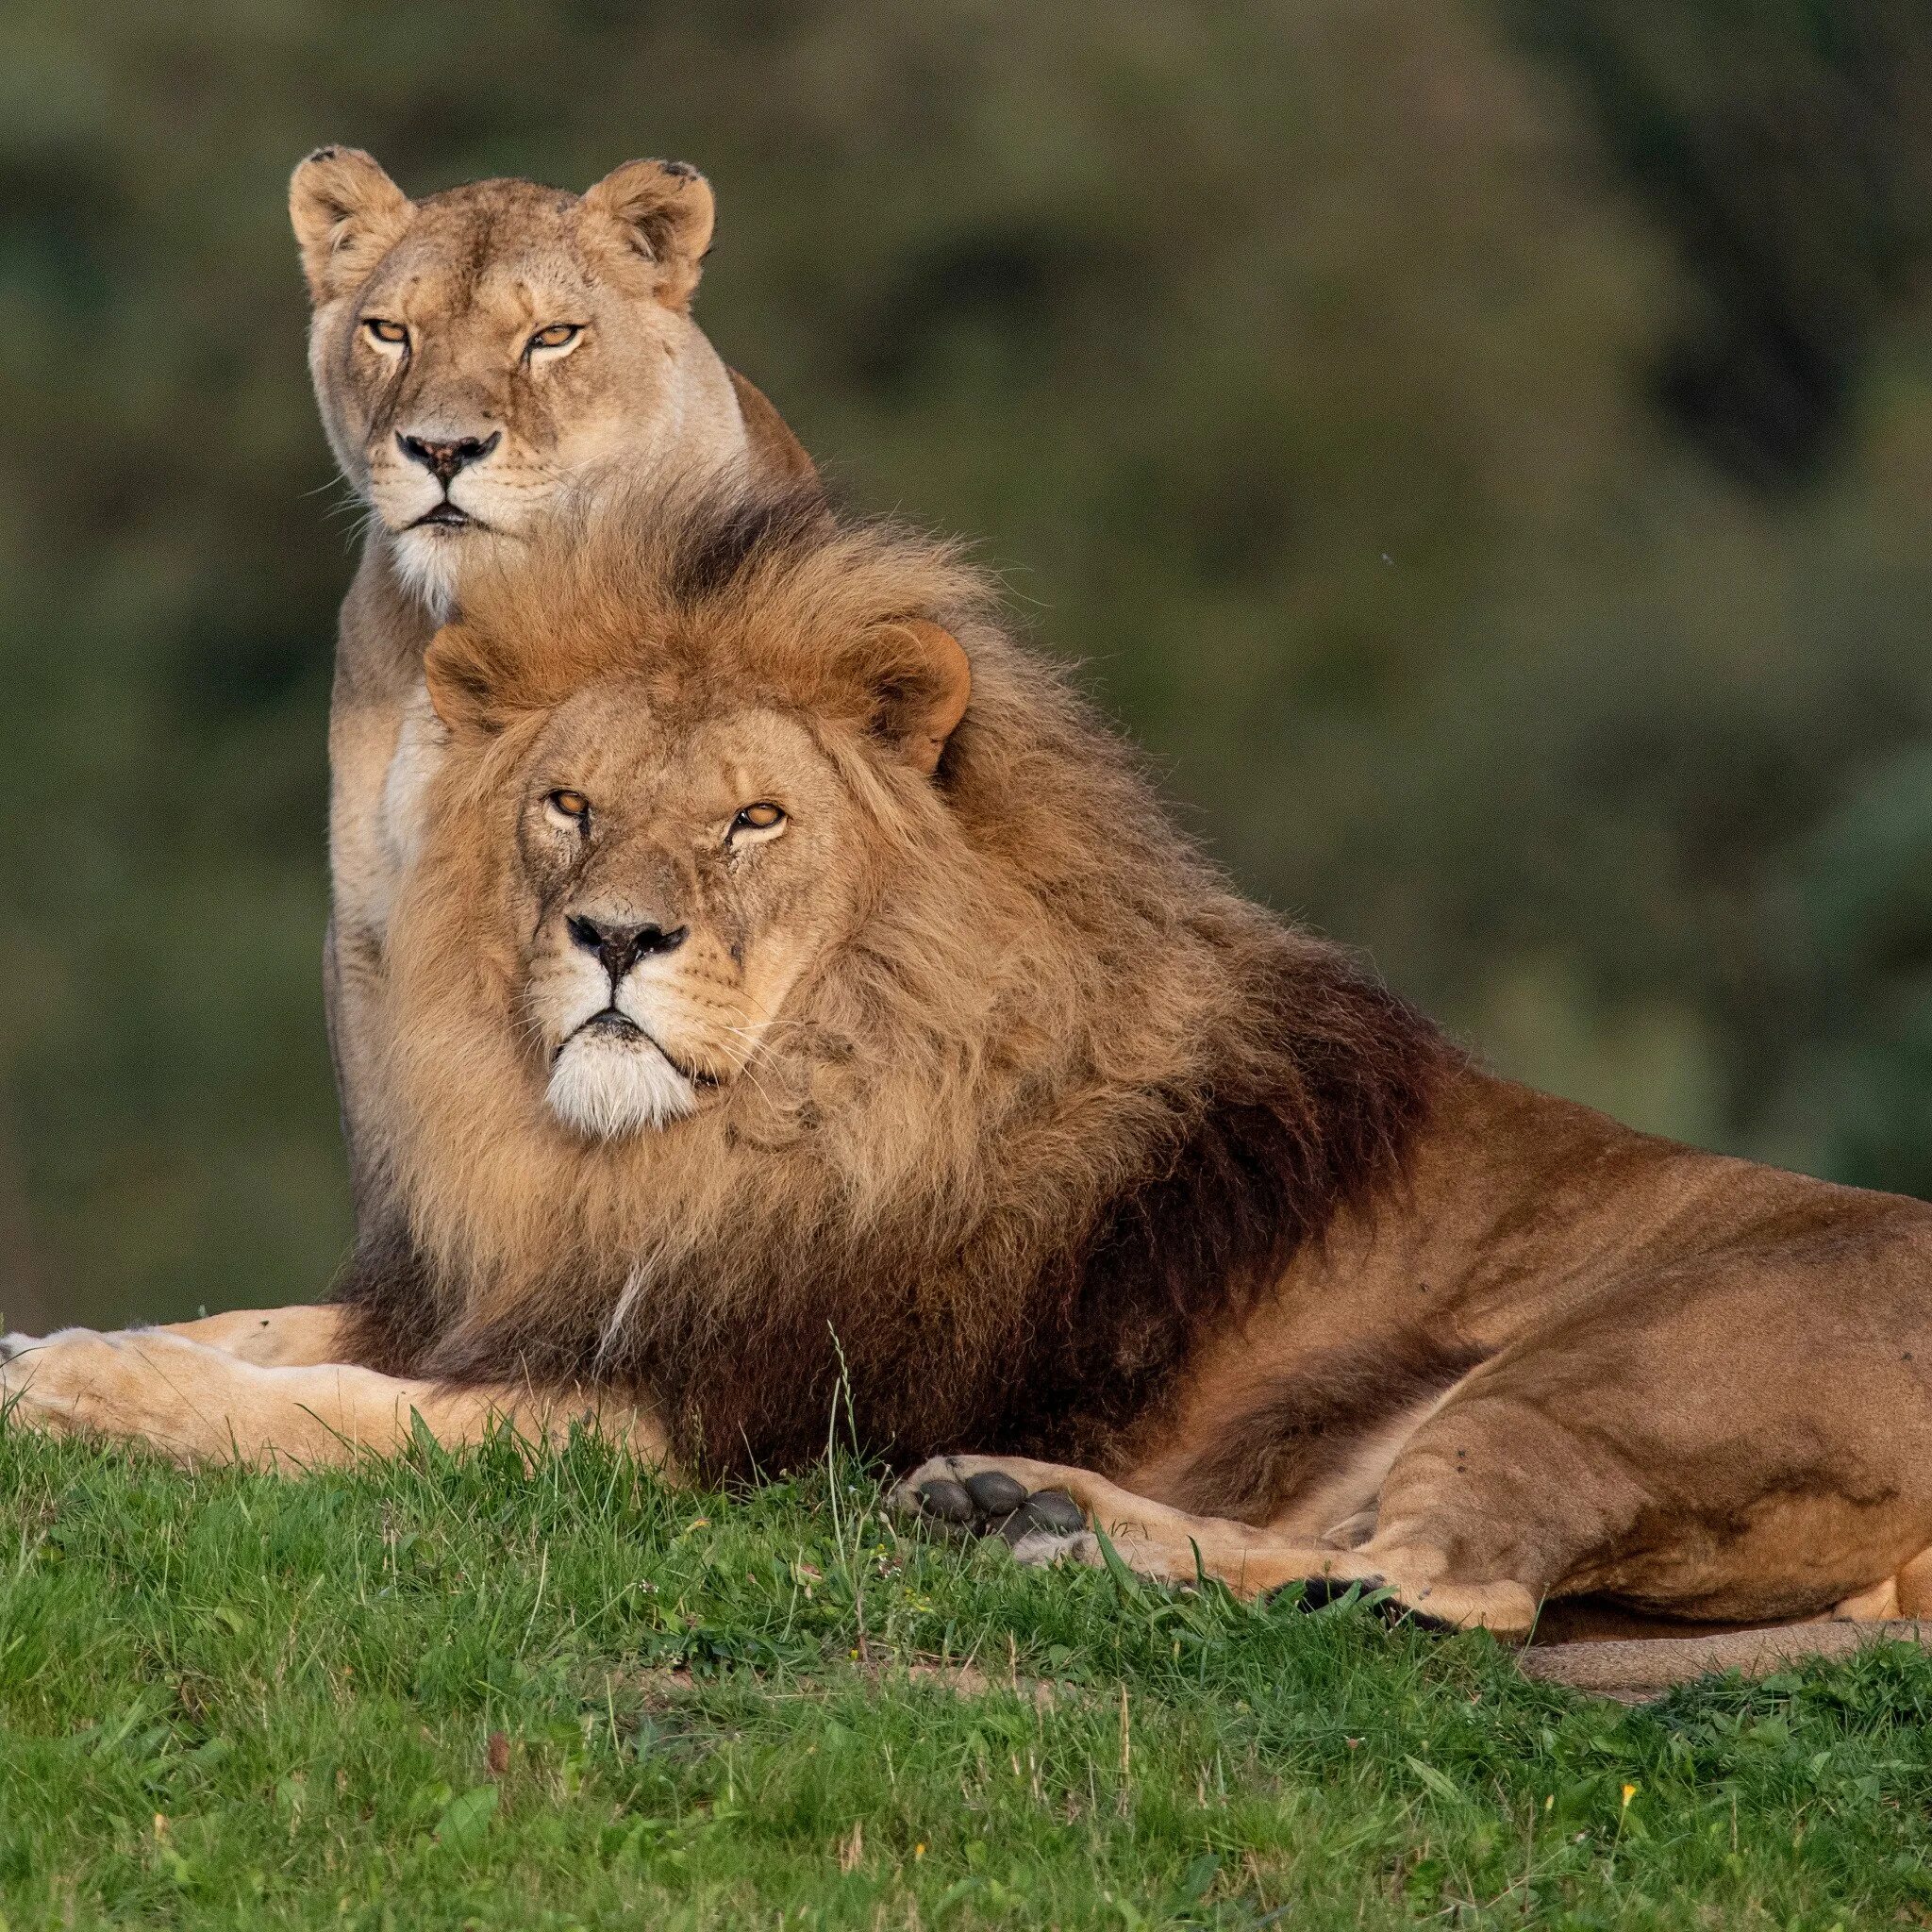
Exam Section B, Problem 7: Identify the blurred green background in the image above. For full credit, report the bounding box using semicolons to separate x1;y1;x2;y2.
4;2;1932;1329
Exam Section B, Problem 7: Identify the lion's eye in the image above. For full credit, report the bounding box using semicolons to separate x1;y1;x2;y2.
362;318;408;348
729;802;787;841
546;789;591;829
525;323;583;357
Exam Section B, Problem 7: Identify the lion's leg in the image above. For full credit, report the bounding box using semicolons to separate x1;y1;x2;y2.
1834;1545;1932;1622
1358;1354;1932;1636
897;1453;1347;1583
0;1327;669;1472
1378;1255;1932;1632
906;1256;1932;1642
326;911;392;1224
3;1305;351;1373
892;1452;1536;1632
142;1306;351;1367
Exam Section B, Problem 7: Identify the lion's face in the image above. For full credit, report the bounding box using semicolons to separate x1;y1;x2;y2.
503;688;860;1141
291;148;733;617
408;534;974;1146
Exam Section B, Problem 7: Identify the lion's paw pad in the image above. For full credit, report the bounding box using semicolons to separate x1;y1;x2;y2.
902;1469;1089;1545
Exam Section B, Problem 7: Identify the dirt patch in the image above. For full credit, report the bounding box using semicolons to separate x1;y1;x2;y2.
616;1657;1072;1709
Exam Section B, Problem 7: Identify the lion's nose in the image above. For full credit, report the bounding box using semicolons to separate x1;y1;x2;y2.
397;429;501;487
567;914;688;983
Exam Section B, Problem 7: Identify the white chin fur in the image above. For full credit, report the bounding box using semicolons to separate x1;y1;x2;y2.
546;1029;696;1140
389;528;466;623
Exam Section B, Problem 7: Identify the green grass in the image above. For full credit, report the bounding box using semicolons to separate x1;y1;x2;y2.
4;1428;1932;1928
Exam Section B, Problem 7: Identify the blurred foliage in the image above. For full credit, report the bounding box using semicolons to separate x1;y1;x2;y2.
2;1;1931;1325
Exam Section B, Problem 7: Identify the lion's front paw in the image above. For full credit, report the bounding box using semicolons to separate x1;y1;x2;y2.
0;1336;79;1432
893;1455;1090;1552
0;1330;137;1439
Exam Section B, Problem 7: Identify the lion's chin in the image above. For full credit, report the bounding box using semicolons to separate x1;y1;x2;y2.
545;1026;696;1141
389;522;520;624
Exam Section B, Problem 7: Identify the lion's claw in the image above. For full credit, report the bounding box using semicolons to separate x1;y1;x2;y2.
1277;1573;1452;1632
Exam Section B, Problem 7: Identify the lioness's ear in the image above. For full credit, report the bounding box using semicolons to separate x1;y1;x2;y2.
423;624;508;738
290;145;414;304
581;158;715;308
863;620;973;778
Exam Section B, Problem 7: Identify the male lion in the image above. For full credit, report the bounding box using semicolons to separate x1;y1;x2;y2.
288;144;810;1221
11;481;1932;1682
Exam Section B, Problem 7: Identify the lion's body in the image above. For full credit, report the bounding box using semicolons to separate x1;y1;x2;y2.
1120;1069;1932;1625
10;480;1932;1690
290;150;810;1204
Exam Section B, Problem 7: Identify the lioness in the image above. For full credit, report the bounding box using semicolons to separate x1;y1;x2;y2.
288;144;809;1214
10;482;1932;1683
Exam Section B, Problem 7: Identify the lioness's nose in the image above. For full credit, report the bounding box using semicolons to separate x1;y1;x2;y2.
568;914;688;982
397;429;501;486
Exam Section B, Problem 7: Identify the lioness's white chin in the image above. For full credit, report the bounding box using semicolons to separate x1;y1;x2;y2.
389;527;468;623
389;523;523;624
545;1026;697;1141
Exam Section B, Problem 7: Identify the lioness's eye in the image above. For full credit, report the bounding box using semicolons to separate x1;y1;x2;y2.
525;323;583;357
729;802;787;841
547;789;591;829
362;318;408;348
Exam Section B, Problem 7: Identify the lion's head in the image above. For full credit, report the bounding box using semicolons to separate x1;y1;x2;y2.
291;146;745;616
358;483;1444;1475
416;500;972;1144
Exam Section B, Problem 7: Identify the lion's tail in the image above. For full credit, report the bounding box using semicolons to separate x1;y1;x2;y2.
1520;1618;1932;1701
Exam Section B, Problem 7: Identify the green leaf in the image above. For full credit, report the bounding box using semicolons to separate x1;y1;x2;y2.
1403;1754;1460;1802
1091;1525;1144;1604
1176;1850;1220;1902
434;1785;499;1850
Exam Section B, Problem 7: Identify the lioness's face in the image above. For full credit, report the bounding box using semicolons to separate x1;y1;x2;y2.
292;150;728;617
506;689;856;1140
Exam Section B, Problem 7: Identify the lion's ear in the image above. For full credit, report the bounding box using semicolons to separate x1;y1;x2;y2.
582;158;715;308
290;146;413;305
423;624;510;738
860;621;973;778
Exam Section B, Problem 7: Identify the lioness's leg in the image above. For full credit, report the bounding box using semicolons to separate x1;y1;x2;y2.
325;912;390;1222
0;1328;668;1471
893;1453;1538;1633
145;1305;350;1366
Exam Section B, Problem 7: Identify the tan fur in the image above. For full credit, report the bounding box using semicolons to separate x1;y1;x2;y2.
17;479;1932;1696
901;1067;1932;1673
159;1304;350;1366
291;146;810;1214
0;1325;664;1470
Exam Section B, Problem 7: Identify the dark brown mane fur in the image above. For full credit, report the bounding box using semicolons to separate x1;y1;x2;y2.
341;478;1452;1479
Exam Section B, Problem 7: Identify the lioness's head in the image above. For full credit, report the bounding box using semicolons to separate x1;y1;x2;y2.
415;491;974;1142
291;146;740;616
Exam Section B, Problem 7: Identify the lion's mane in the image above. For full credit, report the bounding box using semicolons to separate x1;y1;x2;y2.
344;480;1451;1477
